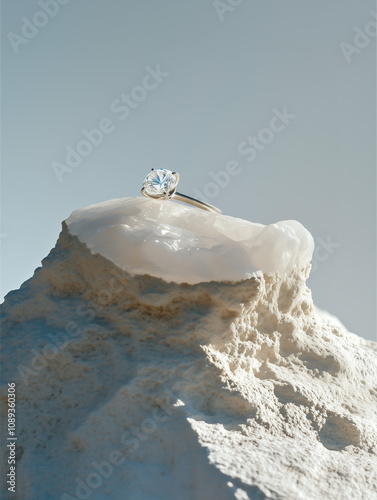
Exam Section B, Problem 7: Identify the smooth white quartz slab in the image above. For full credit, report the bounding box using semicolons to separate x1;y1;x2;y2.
65;197;314;283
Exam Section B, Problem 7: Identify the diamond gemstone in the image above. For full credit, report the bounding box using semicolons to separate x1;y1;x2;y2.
143;169;178;197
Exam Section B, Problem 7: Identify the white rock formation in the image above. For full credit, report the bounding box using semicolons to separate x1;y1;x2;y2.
66;197;314;283
0;197;376;500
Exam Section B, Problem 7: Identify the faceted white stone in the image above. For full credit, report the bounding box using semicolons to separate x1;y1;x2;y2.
66;196;315;283
142;169;178;197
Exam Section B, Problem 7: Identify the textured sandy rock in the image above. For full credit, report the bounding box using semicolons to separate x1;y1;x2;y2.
0;202;376;500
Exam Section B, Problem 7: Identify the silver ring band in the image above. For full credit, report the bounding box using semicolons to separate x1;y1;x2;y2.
141;169;222;214
171;192;221;214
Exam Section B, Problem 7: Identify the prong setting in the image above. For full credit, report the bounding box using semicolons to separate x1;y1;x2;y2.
142;169;178;199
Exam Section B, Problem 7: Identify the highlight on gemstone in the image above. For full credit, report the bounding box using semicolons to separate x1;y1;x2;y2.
142;169;178;198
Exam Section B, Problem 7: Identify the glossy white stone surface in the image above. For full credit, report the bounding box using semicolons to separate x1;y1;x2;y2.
66;196;314;283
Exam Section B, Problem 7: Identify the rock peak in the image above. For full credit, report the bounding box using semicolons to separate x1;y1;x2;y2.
66;196;314;284
0;203;376;500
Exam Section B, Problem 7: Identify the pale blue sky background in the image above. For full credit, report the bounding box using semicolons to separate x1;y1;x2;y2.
1;0;376;339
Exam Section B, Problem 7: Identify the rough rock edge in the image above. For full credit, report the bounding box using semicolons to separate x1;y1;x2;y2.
1;222;377;500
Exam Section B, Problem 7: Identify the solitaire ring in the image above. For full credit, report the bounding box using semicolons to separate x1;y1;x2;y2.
141;169;222;214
